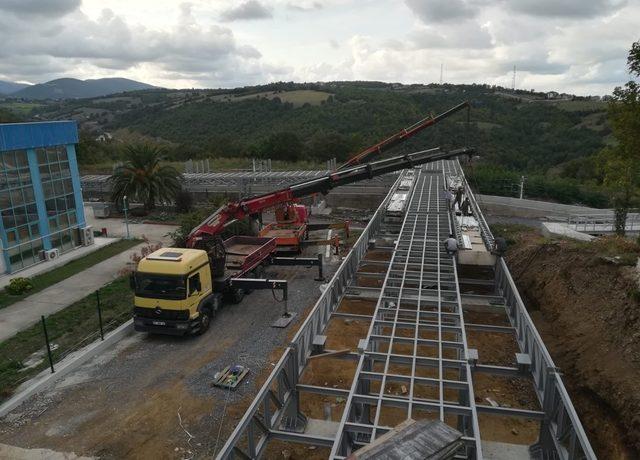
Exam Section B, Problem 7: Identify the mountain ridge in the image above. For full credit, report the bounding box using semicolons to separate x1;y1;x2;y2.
0;80;30;95
9;77;157;100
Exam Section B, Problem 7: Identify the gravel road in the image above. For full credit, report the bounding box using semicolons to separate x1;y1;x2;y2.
0;253;341;460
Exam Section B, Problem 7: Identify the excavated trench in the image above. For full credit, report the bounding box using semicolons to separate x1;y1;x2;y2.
504;230;640;460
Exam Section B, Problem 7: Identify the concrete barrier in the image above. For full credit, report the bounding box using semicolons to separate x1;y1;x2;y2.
0;320;134;417
541;222;595;242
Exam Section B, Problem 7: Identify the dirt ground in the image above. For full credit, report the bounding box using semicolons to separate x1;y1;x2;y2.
0;259;341;460
8;223;632;460
506;230;640;459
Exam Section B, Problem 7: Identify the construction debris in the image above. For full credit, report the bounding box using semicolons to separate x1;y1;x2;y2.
212;365;249;389
346;419;463;459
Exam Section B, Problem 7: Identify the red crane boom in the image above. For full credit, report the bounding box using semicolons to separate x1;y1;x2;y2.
338;100;470;170
186;146;474;247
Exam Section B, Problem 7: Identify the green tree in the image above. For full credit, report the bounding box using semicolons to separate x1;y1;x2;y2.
0;108;21;123
307;131;356;162
603;39;640;235
256;132;304;161
109;144;182;211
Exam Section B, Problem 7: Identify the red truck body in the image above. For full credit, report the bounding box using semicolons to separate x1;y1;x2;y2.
222;236;276;278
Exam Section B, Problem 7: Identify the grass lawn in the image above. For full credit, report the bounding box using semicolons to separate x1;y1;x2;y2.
218;89;333;107
552;100;607;112
0;277;133;401
0;101;46;116
0;239;140;311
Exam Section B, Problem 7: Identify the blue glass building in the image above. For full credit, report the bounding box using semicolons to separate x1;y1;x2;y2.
0;121;88;273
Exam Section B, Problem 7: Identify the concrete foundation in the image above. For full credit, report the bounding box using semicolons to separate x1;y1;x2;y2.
541;222;594;242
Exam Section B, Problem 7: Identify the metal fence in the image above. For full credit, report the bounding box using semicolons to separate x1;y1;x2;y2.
0;286;131;404
81;171;398;201
215;173;403;459
566;213;640;233
452;160;495;250
494;259;596;460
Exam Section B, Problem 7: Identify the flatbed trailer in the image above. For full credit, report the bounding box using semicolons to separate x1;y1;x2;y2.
223;236;276;273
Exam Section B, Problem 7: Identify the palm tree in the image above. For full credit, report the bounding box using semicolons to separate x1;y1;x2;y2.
109;144;182;211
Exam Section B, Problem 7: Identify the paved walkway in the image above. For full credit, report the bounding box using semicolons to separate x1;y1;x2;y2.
0;207;179;343
0;237;118;290
0;243;146;342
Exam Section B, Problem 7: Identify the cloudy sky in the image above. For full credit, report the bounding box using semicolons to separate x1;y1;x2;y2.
0;0;638;95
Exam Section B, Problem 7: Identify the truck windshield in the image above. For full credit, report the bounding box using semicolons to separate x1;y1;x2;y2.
135;273;186;300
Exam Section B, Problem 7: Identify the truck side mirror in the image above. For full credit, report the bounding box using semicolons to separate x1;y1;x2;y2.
129;273;136;290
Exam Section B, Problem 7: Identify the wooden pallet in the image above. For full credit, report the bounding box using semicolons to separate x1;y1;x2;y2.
213;365;249;390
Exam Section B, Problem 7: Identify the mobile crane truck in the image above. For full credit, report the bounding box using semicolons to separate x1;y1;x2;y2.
130;146;473;336
255;101;471;253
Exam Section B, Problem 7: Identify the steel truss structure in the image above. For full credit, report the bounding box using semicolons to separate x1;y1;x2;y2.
331;165;481;457
81;171;396;198
216;161;595;460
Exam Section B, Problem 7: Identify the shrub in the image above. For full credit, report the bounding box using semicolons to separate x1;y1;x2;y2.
6;277;34;295
174;189;194;214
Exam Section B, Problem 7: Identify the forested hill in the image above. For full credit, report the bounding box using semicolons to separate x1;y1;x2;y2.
22;81;609;181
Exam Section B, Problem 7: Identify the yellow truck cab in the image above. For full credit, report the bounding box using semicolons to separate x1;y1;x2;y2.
132;248;216;335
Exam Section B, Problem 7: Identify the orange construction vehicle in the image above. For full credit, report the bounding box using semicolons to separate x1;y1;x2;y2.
258;101;470;252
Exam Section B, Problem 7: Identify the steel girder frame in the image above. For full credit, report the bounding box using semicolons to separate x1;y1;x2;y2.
330;168;481;459
444;157;595;459
216;159;596;459
215;174;405;459
494;260;596;459
441;158;595;459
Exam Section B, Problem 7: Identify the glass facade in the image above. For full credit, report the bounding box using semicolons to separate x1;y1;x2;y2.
0;121;83;274
0;149;42;270
38;146;80;252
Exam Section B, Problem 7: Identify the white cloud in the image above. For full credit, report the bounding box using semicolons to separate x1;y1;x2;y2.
405;0;479;23
220;1;272;21
0;0;637;94
0;3;269;87
0;0;80;17
507;0;627;18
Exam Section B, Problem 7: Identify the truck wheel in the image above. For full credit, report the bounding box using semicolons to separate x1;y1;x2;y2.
231;288;245;304
196;307;212;335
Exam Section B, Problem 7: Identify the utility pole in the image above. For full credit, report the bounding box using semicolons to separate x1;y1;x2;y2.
512;65;517;92
519;176;526;199
123;195;130;239
440;63;443;85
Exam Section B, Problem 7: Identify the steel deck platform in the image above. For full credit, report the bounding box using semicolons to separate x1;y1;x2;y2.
216;160;595;460
331;166;480;458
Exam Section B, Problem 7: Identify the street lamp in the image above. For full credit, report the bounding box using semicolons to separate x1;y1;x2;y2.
123;195;130;240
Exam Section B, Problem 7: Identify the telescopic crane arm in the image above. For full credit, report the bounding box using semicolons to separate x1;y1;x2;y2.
186;146;474;247
338;100;470;170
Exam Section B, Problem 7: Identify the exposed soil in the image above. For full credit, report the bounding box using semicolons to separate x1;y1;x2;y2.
505;231;640;460
0;261;340;460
